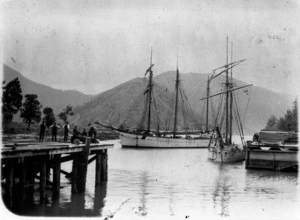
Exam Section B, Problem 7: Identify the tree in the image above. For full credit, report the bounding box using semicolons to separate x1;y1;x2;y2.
20;94;42;130
59;105;74;122
277;99;298;132
43;107;56;128
265;115;278;131
265;98;298;132
291;98;298;131
2;78;23;128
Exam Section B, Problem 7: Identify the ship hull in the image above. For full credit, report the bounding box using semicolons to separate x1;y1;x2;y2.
208;143;245;162
119;131;210;148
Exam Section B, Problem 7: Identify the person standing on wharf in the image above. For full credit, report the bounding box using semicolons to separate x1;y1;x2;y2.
64;121;69;142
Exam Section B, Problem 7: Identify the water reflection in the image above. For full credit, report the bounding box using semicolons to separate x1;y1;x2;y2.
244;169;298;197
70;192;86;216
212;164;233;217
44;181;107;216
135;171;148;216
93;182;107;216
14;144;298;218
168;184;175;216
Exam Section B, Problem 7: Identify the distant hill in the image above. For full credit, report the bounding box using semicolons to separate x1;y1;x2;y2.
72;71;295;135
3;64;94;116
155;71;294;135
72;77;193;131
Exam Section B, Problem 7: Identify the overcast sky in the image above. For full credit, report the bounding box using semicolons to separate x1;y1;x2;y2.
2;0;300;96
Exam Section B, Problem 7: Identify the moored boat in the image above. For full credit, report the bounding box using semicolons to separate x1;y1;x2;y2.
202;38;252;162
96;49;211;148
119;131;210;148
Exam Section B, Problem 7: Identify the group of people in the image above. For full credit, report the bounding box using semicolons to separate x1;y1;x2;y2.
70;124;97;143
39;121;97;143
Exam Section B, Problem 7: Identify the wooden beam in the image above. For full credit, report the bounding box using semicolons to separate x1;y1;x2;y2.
60;155;73;163
88;155;97;164
60;169;71;178
35;175;53;185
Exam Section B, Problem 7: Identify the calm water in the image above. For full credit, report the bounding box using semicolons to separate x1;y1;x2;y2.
7;138;299;219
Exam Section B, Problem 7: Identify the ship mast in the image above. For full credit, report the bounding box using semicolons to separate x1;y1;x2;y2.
173;51;180;137
229;42;233;144
205;75;210;131
200;39;251;142
225;36;229;144
146;48;154;132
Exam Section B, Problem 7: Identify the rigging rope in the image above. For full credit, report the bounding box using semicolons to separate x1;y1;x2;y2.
233;92;245;145
213;91;224;129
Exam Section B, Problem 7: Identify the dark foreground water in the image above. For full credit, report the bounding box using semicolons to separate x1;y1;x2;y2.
3;139;299;219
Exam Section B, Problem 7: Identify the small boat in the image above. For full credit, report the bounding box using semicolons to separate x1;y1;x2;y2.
96;49;210;148
201;38;252;162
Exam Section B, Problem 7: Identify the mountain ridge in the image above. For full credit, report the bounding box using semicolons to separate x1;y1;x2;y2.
72;71;295;135
3;64;295;135
3;64;94;115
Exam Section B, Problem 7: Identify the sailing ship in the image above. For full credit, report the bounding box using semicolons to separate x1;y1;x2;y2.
201;38;252;162
96;49;210;148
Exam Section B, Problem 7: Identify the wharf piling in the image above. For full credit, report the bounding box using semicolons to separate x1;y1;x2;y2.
1;138;113;214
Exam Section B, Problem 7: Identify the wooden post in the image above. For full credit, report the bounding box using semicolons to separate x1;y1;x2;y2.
46;156;51;188
5;161;15;209
71;153;78;193
100;149;108;181
273;153;276;171
19;159;28;213
245;148;250;169
40;157;47;204
95;153;101;186
27;160;35;204
72;137;90;193
52;154;61;200
52;154;61;216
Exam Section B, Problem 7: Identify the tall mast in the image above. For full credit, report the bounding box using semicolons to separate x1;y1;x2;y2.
146;48;153;132
225;36;229;144
229;42;233;143
206;75;210;131
173;50;180;137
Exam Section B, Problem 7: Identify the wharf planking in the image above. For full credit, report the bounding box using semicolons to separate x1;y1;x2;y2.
1;138;112;215
2;141;113;159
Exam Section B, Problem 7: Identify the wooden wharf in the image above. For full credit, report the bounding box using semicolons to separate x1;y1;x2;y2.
1;138;113;214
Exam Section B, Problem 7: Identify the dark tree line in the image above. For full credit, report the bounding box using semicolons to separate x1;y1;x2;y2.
2;77;74;132
2;78;23;128
265;99;298;132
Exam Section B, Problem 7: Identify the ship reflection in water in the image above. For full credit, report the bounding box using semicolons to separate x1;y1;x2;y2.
212;164;232;217
11;140;298;219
